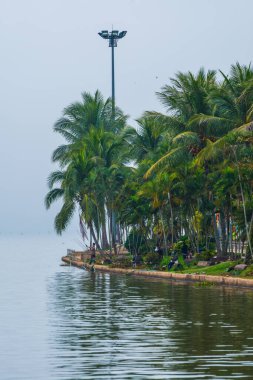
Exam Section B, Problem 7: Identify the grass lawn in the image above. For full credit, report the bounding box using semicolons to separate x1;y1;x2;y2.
176;262;253;278
177;261;235;276
179;261;236;275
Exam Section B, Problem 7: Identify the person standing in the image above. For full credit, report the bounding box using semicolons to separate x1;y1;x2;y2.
89;243;96;265
155;244;163;258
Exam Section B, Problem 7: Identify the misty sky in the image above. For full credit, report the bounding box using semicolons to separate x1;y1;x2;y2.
1;0;253;234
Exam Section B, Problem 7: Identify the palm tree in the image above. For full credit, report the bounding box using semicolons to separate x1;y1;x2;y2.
191;63;253;260
52;90;127;166
157;68;216;119
143;64;253;258
45;91;129;251
46;65;253;263
45;152;101;245
139;70;217;251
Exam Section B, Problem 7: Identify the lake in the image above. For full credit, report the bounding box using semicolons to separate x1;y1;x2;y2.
1;235;253;379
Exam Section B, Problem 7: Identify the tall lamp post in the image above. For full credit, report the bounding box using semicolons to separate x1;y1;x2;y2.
98;30;127;119
98;29;127;252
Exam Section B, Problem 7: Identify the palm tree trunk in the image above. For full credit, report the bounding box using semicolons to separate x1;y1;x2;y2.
90;223;101;250
107;210;112;253
101;208;109;249
89;229;92;247
159;209;168;256
220;210;228;257
101;222;109;249
233;148;253;261
168;192;174;245
110;210;117;254
116;222;121;244
212;212;222;257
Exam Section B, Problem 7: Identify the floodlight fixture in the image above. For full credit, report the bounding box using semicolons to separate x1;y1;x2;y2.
98;29;127;47
98;28;127;107
98;30;109;39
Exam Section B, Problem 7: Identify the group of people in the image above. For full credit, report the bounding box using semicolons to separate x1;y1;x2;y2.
89;241;193;271
154;242;193;271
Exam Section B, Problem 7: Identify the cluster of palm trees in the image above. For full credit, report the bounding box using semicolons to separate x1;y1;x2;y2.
46;63;253;261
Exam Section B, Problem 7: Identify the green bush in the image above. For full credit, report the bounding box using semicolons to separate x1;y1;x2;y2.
143;252;161;268
159;256;172;270
240;264;253;277
125;229;154;256
171;236;191;256
110;255;132;268
196;249;216;261
171;254;187;271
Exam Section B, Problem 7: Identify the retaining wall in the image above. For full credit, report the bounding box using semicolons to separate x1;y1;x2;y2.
62;256;253;289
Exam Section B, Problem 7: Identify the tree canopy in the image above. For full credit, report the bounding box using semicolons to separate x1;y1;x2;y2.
46;64;253;262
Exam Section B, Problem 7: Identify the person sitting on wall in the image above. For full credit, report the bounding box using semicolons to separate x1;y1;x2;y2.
168;254;179;270
168;257;175;270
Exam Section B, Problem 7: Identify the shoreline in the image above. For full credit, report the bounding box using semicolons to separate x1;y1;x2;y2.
62;256;253;289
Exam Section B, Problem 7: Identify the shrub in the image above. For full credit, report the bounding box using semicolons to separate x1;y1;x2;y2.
171;236;191;257
171;254;187;271
110;255;132;268
125;229;154;256
196;249;216;261
143;252;161;268
159;256;172;270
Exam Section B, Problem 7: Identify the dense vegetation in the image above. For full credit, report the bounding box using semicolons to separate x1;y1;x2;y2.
45;63;253;263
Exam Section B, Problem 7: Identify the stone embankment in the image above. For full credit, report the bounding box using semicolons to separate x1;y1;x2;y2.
62;256;253;289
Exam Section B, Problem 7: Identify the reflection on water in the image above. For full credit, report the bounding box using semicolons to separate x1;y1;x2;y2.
48;268;253;379
1;235;253;379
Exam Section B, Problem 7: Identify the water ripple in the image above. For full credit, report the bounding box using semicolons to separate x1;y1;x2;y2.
46;268;253;379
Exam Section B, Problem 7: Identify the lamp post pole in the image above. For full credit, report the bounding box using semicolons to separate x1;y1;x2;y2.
98;29;127;252
98;29;127;119
111;40;115;119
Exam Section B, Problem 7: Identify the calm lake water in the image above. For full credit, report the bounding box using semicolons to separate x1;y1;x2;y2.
1;235;253;379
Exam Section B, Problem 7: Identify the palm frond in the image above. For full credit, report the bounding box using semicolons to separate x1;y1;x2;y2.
144;147;185;178
52;145;71;163
188;114;233;136
54;200;76;234
47;171;65;189
44;188;64;209
172;131;201;146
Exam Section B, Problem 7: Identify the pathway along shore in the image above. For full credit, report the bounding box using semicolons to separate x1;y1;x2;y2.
62;256;253;289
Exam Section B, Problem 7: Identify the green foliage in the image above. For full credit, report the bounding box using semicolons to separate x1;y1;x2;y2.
143;252;161;267
240;264;253;277
110;255;132;268
171;254;187;271
181;261;237;275
171;237;191;255
192;210;203;234
125;229;153;256
196;250;216;261
159;255;172;269
46;63;253;264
